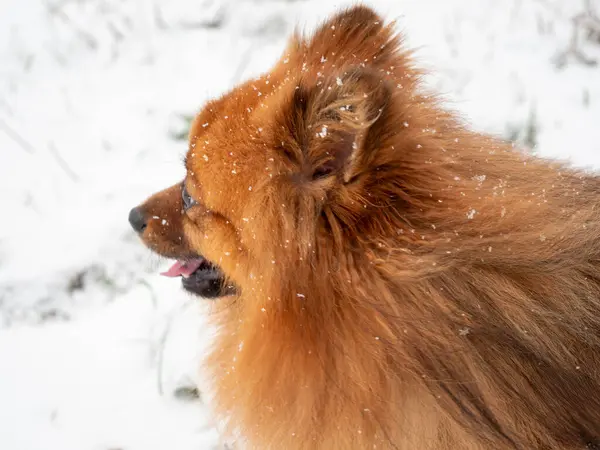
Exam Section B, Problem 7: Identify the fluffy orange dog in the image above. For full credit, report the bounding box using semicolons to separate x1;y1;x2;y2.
130;6;600;449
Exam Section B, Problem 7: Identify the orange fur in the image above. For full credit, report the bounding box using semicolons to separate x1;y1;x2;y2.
132;6;600;449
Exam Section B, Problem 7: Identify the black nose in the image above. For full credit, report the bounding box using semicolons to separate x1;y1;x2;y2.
128;207;147;233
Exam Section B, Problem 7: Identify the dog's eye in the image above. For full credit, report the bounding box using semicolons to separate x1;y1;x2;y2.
182;184;198;211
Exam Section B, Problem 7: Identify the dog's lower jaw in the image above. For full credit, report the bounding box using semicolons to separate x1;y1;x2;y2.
181;267;237;298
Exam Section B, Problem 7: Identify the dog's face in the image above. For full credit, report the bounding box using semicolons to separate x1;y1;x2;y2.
128;179;236;298
129;6;414;302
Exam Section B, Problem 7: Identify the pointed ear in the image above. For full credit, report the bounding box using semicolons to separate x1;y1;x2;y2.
306;5;399;67
289;68;391;184
310;5;386;46
275;6;393;73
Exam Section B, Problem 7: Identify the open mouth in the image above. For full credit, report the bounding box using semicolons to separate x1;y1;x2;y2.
161;257;236;298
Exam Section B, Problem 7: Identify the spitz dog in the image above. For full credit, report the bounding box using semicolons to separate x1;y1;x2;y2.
130;6;600;449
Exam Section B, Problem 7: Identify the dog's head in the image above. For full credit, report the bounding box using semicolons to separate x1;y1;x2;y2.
128;5;427;301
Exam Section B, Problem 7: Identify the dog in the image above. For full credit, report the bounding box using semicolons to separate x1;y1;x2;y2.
129;6;600;449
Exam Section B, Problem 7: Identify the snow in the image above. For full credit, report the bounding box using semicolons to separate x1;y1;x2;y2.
0;285;220;450
1;0;599;449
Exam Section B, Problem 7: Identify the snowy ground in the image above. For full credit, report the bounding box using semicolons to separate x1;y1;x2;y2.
1;0;599;449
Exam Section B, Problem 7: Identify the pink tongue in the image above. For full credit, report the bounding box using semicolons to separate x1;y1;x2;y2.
160;258;204;278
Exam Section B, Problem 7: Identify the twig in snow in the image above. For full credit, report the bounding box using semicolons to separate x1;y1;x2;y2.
48;142;80;183
45;1;98;50
137;279;158;309
537;0;600;67
156;299;194;396
152;0;226;31
153;3;168;30
0;119;36;154
582;0;600;42
534;0;600;67
555;11;599;68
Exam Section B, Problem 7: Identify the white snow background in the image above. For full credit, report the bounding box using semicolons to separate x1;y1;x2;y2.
1;0;599;449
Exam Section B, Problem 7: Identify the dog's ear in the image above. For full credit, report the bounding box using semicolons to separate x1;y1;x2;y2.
270;6;401;184
278;6;399;74
286;68;391;184
307;5;397;68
